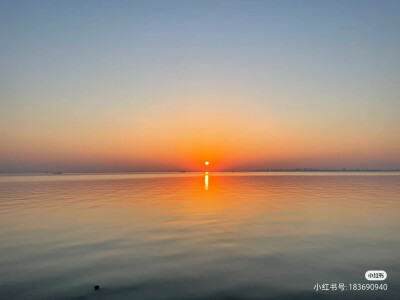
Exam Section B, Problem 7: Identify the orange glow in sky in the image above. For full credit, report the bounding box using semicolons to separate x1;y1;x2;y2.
0;2;399;172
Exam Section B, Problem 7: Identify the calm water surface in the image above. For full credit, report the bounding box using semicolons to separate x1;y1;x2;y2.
0;172;399;300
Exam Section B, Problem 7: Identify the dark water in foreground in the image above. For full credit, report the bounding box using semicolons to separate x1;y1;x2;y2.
0;172;399;300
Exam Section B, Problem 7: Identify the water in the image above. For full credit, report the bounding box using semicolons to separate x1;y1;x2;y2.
0;172;399;300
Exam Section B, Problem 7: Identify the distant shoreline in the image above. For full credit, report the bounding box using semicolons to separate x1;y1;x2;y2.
0;169;399;175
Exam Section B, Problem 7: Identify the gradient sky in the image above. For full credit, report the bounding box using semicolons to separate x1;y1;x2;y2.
1;0;399;172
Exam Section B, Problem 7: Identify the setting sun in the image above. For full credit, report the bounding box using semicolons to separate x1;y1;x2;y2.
205;161;209;166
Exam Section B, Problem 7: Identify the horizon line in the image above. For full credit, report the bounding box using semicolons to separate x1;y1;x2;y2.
1;169;400;175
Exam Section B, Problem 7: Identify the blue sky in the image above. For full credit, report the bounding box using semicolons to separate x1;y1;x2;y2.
0;0;399;172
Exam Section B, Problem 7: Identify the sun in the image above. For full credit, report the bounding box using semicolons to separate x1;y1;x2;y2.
205;161;209;166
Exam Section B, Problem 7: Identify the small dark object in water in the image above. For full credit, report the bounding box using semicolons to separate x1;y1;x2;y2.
94;285;100;291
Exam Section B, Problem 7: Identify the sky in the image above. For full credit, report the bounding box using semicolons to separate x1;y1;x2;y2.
0;0;399;172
